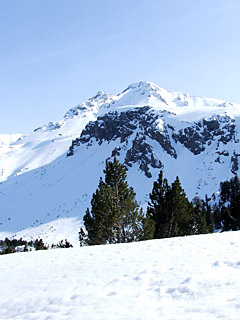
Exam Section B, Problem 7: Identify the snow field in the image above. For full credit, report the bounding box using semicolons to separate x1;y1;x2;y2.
0;231;240;319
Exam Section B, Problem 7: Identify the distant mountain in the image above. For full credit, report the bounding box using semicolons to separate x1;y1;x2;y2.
1;81;240;243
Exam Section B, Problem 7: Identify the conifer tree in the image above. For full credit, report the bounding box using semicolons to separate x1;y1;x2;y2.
83;157;154;245
192;197;209;234
147;170;169;238
219;175;240;230
147;171;194;238
34;239;48;250
213;204;222;230
166;176;194;237
221;206;232;231
79;228;88;247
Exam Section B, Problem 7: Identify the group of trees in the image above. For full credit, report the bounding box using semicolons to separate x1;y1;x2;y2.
81;157;240;246
2;157;239;253
147;171;213;239
0;238;47;255
213;175;240;231
0;238;73;255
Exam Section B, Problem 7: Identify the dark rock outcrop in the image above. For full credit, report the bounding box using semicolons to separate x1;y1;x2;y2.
67;107;175;177
173;115;236;155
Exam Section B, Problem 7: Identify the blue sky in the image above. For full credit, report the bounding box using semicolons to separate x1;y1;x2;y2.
1;0;240;133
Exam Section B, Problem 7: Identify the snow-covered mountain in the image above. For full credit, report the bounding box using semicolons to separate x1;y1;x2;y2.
1;81;240;242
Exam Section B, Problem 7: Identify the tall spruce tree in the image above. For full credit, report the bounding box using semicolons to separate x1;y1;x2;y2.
213;204;222;230
192;197;210;234
166;176;194;237
147;170;170;238
83;157;154;245
204;195;214;233
219;175;240;231
147;171;194;238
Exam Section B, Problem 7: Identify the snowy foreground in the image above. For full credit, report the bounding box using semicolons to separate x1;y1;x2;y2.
1;232;240;320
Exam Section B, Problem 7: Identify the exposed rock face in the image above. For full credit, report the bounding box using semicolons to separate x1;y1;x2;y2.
67;107;239;180
67;107;175;177
125;133;163;178
173;115;236;155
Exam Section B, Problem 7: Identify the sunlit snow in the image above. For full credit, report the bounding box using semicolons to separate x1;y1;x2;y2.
0;231;240;320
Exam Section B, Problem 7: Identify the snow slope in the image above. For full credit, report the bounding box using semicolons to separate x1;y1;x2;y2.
0;217;80;247
0;231;240;320
1;81;240;241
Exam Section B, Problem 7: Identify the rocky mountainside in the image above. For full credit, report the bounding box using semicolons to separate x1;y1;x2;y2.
1;81;240;242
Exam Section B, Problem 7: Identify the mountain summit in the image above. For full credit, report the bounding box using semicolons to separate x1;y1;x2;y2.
1;81;240;241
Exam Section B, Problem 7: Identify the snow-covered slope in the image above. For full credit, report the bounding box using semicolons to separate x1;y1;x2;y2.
1;81;240;240
1;231;240;319
0;217;80;247
0;91;113;181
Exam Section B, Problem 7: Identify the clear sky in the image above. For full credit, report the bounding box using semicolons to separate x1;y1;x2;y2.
1;0;240;133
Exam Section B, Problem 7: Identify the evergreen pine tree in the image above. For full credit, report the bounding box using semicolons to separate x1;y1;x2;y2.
83;157;153;245
34;239;48;250
147;170;170;238
204;195;214;233
148;172;194;238
221;206;232;231
219;175;240;231
166;176;194;237
229;176;240;230
192;197;209;234
5;245;14;254
213;204;222;230
79;228;88;247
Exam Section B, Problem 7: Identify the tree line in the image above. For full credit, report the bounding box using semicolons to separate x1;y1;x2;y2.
1;157;239;254
80;157;240;246
0;238;73;255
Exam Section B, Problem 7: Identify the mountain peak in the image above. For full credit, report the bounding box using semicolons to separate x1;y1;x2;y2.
120;80;166;95
64;91;114;120
32;81;240;136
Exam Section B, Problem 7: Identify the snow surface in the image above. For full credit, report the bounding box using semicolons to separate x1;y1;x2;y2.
0;134;21;148
0;231;240;320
